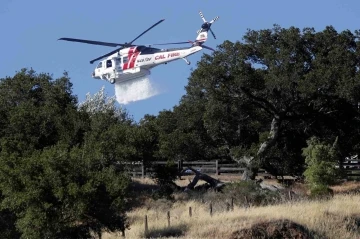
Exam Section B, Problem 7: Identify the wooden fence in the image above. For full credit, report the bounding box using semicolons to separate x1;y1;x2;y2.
120;159;360;179
341;157;360;178
122;160;255;178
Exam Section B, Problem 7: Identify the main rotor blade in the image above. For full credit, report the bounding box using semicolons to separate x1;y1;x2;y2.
150;41;190;46
209;28;216;39
199;11;206;22
209;16;219;24
58;38;127;47
89;47;123;64
129;19;165;45
201;44;215;51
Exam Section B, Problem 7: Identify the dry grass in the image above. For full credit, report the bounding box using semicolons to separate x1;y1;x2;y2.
103;194;360;238
330;180;360;194
103;177;360;239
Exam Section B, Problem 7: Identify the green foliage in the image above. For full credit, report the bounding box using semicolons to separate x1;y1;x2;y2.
302;137;341;189
308;184;334;199
0;144;131;238
151;161;179;199
0;69;134;238
177;24;360;177
0;207;20;238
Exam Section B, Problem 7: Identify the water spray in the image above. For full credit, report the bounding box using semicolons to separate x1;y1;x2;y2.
114;75;160;105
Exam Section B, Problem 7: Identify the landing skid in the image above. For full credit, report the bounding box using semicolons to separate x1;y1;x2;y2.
101;73;116;84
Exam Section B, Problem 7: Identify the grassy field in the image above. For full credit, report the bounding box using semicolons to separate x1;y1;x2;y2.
103;176;360;239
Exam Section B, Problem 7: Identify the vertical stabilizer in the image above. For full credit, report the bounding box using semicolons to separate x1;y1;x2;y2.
195;31;208;43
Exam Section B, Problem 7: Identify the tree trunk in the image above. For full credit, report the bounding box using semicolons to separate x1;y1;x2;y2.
238;116;281;181
182;167;224;191
257;116;281;159
241;166;258;181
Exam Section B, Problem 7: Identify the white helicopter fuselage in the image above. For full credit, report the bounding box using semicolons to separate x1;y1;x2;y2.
59;11;219;85
92;45;203;84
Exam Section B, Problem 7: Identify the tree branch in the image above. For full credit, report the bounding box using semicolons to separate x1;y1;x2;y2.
240;86;279;115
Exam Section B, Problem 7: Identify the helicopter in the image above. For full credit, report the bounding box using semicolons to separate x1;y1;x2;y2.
58;11;219;84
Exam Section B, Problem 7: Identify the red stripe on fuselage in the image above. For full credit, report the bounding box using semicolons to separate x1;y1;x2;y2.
123;47;135;70
129;49;140;68
123;47;141;70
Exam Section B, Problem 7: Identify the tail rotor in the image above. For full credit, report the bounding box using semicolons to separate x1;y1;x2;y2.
197;11;219;39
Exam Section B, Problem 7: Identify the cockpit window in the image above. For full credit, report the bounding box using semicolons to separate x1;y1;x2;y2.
97;62;102;69
106;60;112;68
141;47;162;55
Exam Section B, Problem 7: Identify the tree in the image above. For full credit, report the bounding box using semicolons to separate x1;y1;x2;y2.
302;137;341;197
78;85;131;123
155;101;220;162
303;137;341;186
0;69;132;238
184;25;360;179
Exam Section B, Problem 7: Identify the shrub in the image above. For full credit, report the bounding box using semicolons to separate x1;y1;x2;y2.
223;181;281;206
309;184;334;199
151;161;179;199
302;136;341;192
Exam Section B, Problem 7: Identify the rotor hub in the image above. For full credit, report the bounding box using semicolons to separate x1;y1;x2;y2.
201;22;211;30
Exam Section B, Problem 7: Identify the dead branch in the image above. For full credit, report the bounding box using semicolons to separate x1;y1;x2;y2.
181;167;224;191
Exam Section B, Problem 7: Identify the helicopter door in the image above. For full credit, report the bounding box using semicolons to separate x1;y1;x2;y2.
103;59;115;75
121;56;128;70
96;61;103;73
115;57;122;72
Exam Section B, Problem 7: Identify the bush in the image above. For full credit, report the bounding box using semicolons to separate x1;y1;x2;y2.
302;137;341;190
223;181;281;206
309;184;334;199
151;161;179;199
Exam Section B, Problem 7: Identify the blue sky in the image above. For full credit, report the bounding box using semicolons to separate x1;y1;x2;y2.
1;0;360;121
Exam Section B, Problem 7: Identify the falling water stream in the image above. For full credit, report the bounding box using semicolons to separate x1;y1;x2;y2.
114;75;160;105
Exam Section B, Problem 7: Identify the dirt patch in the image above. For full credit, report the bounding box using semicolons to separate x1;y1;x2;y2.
230;219;316;239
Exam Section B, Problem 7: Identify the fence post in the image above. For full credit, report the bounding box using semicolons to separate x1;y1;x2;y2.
210;203;213;216
189;206;192;217
167;211;170;227
177;159;183;170
231;197;234;211
288;190;293;201
216;160;219;175
178;160;183;180
244;196;249;209
141;161;145;178
144;215;148;236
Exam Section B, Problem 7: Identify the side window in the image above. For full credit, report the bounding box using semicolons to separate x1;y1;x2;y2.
106;60;112;68
115;58;121;66
123;56;128;63
97;62;102;69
